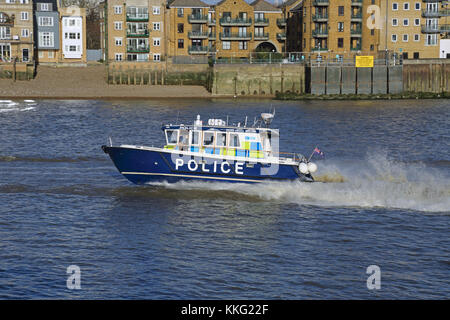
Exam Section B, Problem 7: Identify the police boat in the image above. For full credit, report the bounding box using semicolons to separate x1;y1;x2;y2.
102;112;318;184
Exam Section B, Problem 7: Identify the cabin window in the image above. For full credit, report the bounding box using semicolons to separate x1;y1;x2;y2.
203;131;214;146
166;130;178;144
229;133;240;148
216;132;226;147
190;131;200;145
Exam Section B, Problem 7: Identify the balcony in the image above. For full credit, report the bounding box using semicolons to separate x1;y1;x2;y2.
208;32;216;40
126;13;149;22
421;24;440;33
312;13;328;22
188;31;209;39
312;29;328;37
254;18;269;26
440;24;450;32
188;14;208;24
254;33;269;41
312;46;328;52
127;45;150;53
422;0;443;2
350;44;362;51
277;18;286;27
351;12;362;21
127;30;149;38
421;9;442;17
0;14;14;27
219;32;252;40
207;19;216;26
350;28;362;36
276;33;286;41
188;45;209;54
351;0;363;6
219;17;252;26
313;0;329;6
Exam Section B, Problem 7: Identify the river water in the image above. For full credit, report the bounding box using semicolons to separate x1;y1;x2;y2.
0;98;448;299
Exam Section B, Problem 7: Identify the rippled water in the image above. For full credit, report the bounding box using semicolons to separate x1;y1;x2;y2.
0;98;449;299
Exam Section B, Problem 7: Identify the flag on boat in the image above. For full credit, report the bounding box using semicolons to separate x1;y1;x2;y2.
313;147;324;157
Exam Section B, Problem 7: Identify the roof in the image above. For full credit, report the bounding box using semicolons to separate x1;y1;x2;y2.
250;0;280;12
278;0;304;10
168;0;210;7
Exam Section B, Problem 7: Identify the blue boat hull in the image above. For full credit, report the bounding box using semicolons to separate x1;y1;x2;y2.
102;146;314;184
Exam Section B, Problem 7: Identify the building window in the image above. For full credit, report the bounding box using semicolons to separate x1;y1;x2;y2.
337;22;344;32
177;23;184;33
403;2;409;10
338;6;344;16
114;6;122;14
392;19;398;26
38;17;54;27
238;41;247;50
48;51;54;58
114;22;122;30
41;3;49;11
371;29;375;36
153;22;160;31
178;39;184;48
153;38;160;46
115;53;123;61
20;12;29;21
413;52;419;59
414;18;420;26
403;19;409;26
403;34;408;42
115;37;122;46
415;2;420;10
414;34;420;41
222;41;230;50
337;38;343;48
39;32;54;47
153;6;160;15
426;34;437;46
392;3;398;11
153;54;160;61
20;0;30;3
391;34;397;42
370;44;374;51
21;29;29;38
39;51;44;58
177;8;184;17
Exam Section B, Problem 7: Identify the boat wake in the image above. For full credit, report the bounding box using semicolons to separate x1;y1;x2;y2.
146;152;450;213
0;100;36;113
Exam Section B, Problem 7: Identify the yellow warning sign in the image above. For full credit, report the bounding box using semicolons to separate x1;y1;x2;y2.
355;56;374;68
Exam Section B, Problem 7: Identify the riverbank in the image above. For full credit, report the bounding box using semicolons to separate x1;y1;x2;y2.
0;65;211;99
275;91;450;100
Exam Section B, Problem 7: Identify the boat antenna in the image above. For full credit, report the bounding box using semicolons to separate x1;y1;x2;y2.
244;116;248;127
176;111;180;124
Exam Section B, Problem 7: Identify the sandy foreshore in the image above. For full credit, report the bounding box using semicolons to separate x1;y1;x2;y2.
0;65;212;99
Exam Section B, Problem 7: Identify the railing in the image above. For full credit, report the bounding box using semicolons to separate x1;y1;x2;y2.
312;13;328;21
188;14;208;23
440;24;450;32
127;45;150;53
421;9;441;17
207;19;216;25
208;32;216;40
254;33;269;40
311;47;328;51
351;12;362;19
219;32;252;40
313;0;329;5
127;30;149;37
188;31;209;39
350;44;362;51
219;17;252;26
351;28;362;35
421;24;440;33
312;29;328;36
351;0;363;5
277;18;286;27
254;17;269;25
276;33;286;40
188;45;209;54
126;13;149;21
